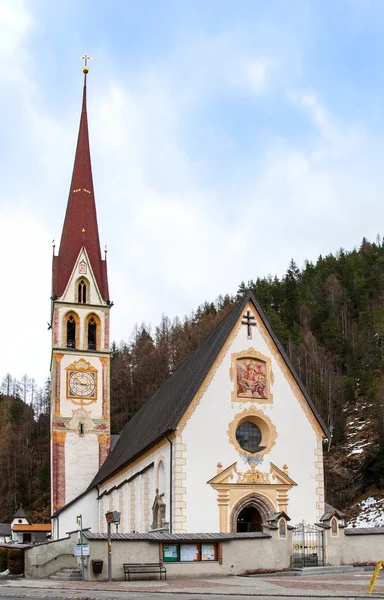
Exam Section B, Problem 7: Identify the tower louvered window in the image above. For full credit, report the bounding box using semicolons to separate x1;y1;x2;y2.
78;280;87;303
88;317;97;350
67;316;76;348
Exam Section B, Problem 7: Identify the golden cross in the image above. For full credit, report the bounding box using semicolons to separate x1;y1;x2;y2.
82;54;92;67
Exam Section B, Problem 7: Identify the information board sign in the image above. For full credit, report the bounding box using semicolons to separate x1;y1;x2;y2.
201;543;217;561
163;544;178;562
74;544;90;556
180;544;200;562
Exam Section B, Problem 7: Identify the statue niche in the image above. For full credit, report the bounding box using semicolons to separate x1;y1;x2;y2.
151;489;166;530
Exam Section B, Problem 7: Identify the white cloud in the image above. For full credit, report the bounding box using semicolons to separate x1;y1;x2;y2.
243;58;271;94
2;6;384;390
0;0;33;84
0;207;51;384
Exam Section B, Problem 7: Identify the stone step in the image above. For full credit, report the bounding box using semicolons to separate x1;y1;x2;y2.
243;565;374;578
49;568;82;581
60;568;81;573
49;574;83;581
299;565;370;575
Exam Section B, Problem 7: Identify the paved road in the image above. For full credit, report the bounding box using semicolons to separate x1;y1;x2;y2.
0;594;375;600
1;570;383;599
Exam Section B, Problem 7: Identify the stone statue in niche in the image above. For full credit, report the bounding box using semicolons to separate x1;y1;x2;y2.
237;358;267;399
151;489;166;530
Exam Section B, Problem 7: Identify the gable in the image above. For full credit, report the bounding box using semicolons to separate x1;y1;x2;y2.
178;298;328;440
61;247;104;306
89;291;328;490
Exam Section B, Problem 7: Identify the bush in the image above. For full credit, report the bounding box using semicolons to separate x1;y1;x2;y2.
7;548;24;575
0;547;7;572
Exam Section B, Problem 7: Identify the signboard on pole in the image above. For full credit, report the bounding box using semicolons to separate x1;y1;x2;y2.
74;544;90;556
105;511;120;524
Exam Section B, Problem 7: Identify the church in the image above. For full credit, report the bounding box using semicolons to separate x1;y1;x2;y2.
50;63;329;541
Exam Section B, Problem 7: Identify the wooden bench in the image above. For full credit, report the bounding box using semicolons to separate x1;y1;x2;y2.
123;562;167;581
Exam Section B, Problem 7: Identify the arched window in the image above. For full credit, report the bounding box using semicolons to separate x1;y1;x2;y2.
67;315;76;348
88;317;97;350
78;279;87;304
85;313;100;351
331;517;338;536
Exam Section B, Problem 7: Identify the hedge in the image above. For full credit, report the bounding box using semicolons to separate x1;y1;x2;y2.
0;547;7;572
7;548;24;575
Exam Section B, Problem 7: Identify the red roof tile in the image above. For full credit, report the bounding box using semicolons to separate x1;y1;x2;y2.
53;73;109;302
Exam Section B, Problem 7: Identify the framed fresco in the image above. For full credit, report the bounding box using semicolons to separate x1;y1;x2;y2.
230;349;273;403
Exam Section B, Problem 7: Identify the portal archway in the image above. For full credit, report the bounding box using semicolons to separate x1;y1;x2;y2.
230;493;274;533
237;505;263;532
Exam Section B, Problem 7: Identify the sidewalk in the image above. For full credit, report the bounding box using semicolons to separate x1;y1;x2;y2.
1;570;384;597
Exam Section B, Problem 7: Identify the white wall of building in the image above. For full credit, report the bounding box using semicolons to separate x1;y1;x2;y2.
97;442;171;533
182;302;323;531
65;433;99;501
53;489;99;540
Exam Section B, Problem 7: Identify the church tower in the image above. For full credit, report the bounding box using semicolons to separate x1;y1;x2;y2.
50;60;111;515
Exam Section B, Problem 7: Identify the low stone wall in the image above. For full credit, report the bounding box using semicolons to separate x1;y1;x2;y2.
84;529;292;581
25;532;78;579
24;527;291;580
326;527;384;566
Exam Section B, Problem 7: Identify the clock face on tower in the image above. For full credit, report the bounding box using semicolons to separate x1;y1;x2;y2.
66;360;97;404
69;371;96;397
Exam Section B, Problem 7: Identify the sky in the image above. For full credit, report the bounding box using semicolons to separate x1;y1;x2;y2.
2;0;384;387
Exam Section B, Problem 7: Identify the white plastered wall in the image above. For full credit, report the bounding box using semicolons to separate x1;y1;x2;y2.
65;432;99;501
97;443;171;533
182;301;324;532
53;488;99;539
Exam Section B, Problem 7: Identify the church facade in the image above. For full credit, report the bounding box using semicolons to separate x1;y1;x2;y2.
51;66;329;540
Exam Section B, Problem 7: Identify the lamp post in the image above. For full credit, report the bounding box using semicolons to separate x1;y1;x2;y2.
76;515;84;581
105;511;120;582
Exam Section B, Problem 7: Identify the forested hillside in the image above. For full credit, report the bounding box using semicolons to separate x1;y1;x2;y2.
0;382;50;523
2;237;384;522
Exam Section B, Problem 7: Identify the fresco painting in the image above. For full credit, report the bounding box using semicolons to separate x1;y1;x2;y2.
237;358;267;399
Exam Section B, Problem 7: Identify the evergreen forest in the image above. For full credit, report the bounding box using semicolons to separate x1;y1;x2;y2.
1;237;384;523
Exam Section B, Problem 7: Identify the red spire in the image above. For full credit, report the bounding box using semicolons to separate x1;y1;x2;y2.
53;69;109;302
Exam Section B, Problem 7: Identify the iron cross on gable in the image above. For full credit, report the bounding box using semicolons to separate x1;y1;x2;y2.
242;310;256;338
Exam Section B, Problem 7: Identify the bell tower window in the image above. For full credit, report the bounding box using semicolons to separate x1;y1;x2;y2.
88;317;97;350
78;279;87;304
67;316;76;348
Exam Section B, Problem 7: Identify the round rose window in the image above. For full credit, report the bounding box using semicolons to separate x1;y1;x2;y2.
236;421;264;453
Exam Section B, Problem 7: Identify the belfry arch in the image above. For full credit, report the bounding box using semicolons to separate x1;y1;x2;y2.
230;493;274;533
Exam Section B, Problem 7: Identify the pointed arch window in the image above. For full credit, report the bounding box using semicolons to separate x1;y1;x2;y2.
67;316;76;348
88;317;97;350
85;313;100;351
78;279;87;304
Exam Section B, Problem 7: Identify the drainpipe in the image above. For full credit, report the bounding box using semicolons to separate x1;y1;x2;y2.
165;434;173;534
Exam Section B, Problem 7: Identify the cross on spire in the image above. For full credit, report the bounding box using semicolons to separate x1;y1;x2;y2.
241;310;256;338
82;54;92;67
82;54;92;75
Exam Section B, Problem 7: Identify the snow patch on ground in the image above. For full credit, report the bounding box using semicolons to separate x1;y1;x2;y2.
347;496;384;527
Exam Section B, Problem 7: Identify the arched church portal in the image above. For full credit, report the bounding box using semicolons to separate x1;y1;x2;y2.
230;493;274;533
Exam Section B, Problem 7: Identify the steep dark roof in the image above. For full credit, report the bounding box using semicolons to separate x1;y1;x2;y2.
13;507;30;522
0;523;11;536
320;502;346;521
53;71;109;302
89;291;329;490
